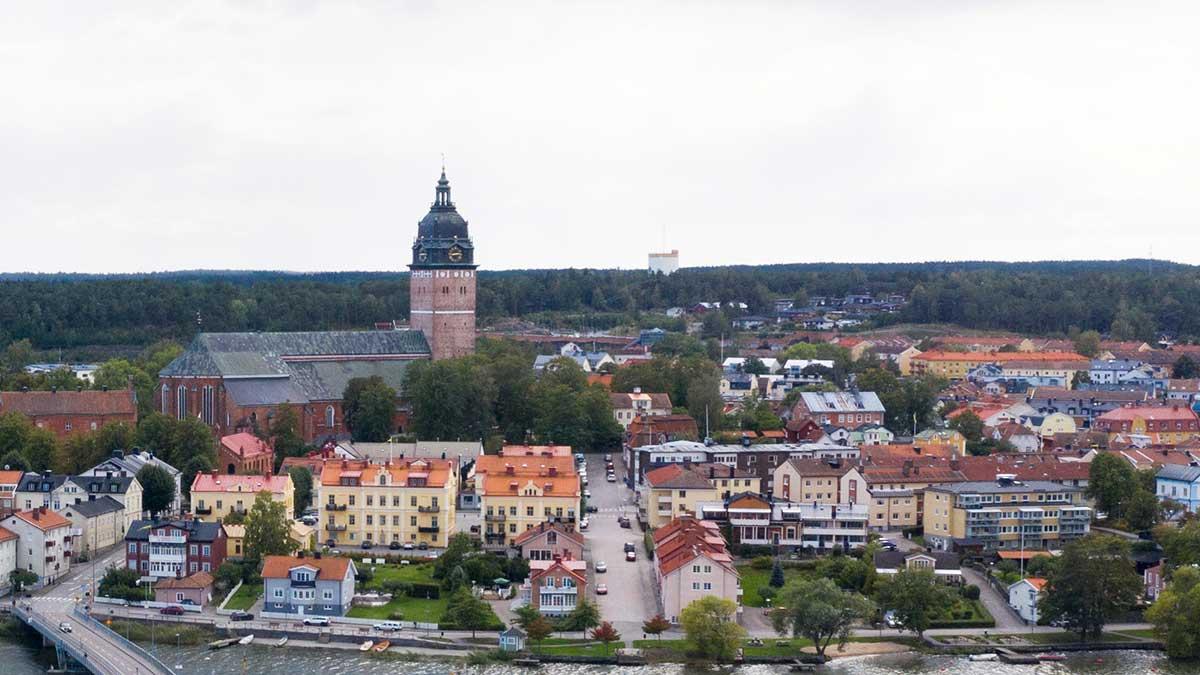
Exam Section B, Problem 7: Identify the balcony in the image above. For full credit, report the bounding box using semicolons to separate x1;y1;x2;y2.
484;513;506;522
484;533;507;544
45;540;54;548
149;534;187;545
63;551;71;558
194;506;213;515
418;506;440;513
44;555;55;563
418;526;440;533
325;503;347;512
325;523;347;532
290;579;316;588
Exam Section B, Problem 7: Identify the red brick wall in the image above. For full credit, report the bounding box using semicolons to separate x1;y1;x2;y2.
410;268;476;360
29;412;137;440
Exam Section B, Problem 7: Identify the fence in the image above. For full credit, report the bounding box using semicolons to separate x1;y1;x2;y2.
73;605;175;675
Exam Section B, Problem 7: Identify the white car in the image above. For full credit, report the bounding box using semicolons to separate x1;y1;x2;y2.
584;489;592;499
58;622;72;633
303;617;331;626
606;474;616;482
373;621;403;632
579;517;590;530
595;561;607;573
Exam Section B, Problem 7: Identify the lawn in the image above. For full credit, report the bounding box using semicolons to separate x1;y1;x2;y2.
632;636;912;659
224;583;261;611
930;598;993;627
1021;631;1132;645
363;562;438;588
736;564;812;608
345;561;501;627
1112;628;1156;639
534;639;622;657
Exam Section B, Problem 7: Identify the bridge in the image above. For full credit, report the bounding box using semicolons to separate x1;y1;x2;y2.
13;602;174;675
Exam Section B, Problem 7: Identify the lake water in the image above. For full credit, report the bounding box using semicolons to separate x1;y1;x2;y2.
3;637;1196;674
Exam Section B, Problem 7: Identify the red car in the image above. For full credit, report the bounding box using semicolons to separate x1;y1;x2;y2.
596;584;608;595
160;606;185;616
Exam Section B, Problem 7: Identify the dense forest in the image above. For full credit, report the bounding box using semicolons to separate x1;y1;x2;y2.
0;259;1193;351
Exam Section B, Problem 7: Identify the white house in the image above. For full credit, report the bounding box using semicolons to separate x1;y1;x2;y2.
0;526;17;594
1008;577;1047;624
1;508;72;588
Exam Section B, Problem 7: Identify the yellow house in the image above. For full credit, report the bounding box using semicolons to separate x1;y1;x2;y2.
475;453;580;549
914;429;968;456
911;351;1088;381
1035;412;1077;439
223;523;245;558
319;458;457;549
190;472;294;523
924;477;1091;552
861;464;967;530
641;463;760;529
897;347;923;376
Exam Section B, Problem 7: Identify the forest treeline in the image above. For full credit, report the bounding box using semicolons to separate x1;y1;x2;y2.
0;259;1193;350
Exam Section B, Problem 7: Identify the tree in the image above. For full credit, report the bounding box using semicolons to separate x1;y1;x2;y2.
242;491;297;561
1;339;34;374
1086;452;1138;519
742;357;769;376
0;450;28;472
98;566;143;602
525;615;554;652
1040;535;1141;640
591;621;622;654
441;586;493;637
269;404;305;469
686;370;724;434
947;411;984;443
9;569;37;599
642;614;671;641
1175;355;1200;380
874;568;954;638
679;595;746;663
289;466;313;517
770;577;875;660
93;359;156;418
1161;498;1187;523
769;559;786;588
513;604;543;631
561;598;601;638
406;358;497;441
168;416;217;471
1072;329;1102;358
342;376;397;442
1155;520;1200;570
1125;489;1160;531
214;561;244;591
180;454;213;502
434;532;479;585
1146;566;1200;658
136;464;176;517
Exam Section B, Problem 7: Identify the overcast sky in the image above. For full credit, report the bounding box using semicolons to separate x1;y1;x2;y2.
4;1;1199;273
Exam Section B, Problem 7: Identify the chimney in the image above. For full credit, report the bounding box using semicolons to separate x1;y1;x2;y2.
902;460;912;477
210;470;217;478
298;550;305;559
950;457;960;471
505;464;515;476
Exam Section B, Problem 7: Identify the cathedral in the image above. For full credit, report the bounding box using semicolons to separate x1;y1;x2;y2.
158;171;478;442
408;170;478;360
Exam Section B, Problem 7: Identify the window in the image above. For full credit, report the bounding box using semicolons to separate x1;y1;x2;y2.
367;496;373;507
410;516;417;526
274;589;284;598
202;545;210;557
411;496;418;507
161;384;169;414
128;543;136;554
176;386;188;420
692;582;700;590
325;406;335;428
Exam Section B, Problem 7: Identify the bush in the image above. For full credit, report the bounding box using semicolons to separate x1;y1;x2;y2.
758;586;777;603
409;582;441;599
750;556;774;570
357;566;375;584
961;584;981;600
388;611;404;621
382;580;413;597
644;531;655;557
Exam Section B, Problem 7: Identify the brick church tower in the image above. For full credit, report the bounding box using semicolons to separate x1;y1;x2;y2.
409;170;477;360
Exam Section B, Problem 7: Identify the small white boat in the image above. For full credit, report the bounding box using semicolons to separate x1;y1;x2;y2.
969;653;998;661
238;635;255;646
359;640;374;651
275;636;288;647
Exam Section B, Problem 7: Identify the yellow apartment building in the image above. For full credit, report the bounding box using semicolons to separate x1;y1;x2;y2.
642;462;761;528
475;454;580;548
190;472;294;523
319;458;457;549
924;477;1090;552
861;464;966;530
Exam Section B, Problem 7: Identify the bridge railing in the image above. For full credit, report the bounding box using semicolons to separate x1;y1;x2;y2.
14;604;123;675
71;605;176;675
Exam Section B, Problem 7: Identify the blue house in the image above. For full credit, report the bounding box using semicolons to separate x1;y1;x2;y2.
1156;464;1200;513
261;553;356;617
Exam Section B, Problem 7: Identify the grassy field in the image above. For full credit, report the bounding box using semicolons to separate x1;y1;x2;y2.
1112;628;1156;639
534;639;621;657
933;598;992;625
223;583;262;611
736;564;812;608
363;562;438;588
1022;631;1132;644
346;562;500;626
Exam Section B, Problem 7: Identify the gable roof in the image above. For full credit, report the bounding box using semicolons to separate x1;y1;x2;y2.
125;518;224;543
529;558;586;586
1157;464;1200;483
260;554;353;581
8;507;71;531
62;495;124;518
781;457;853;478
653;517;736;578
0;390;136;417
70;474;137;495
512;521;584;548
220;432;273;459
874;550;961;570
156;571;214;590
191;472;290;494
0;526;17;544
17;473;70;493
609;392;673;409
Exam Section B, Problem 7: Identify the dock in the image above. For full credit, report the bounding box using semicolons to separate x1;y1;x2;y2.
208;637;241;650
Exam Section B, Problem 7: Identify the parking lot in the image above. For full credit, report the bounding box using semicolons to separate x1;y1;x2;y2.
580;453;660;633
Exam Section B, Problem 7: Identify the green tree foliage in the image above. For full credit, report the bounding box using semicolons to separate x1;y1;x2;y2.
874;568;954;638
559;598;601;637
653;333;708;359
441;586;493;637
1;340;34;373
1071;329;1103;358
243;491;298;562
0;450;28;472
769;559;786;588
530;360;622;450
93;359;156;418
136;464;176;517
0;411;57;472
1174;355;1200;380
214;561;244;591
1155;520;1200;571
855;368;945;435
180;454;213;502
513;604;543;630
342;376;397;442
770;577;875;660
477;339;537;442
742;357;768;375
434;533;480;585
679;595;746;663
98;566;144;602
269;403;306;469
737;399;783;433
1125;488;1160;531
947;410;984;443
1146;566;1200;658
406;358;497;441
1040;535;1141;640
1086;453;1139;520
288;466;314;517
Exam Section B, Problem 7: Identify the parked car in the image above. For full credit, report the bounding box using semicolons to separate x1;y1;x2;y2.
623;542;636;553
230;611;254;622
595;561;607;573
575;453;585;462
579;517;590;530
373;621;403;632
618;516;631;528
582;477;588;487
884;611;902;628
418;541;429;550
58;622;72;633
606;474;616;483
584;489;592;499
361;541;373;549
586;505;599;513
625;550;637;562
389;541;402;550
403;542;415;550
603;454;612;462
303;617;331;626
596;584;608;595
325;539;336;548
878;539;897;551
159;606;185;616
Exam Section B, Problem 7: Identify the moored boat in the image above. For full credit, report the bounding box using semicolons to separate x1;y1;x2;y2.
238;635;254;646
275;636;288;647
359;640;374;651
968;653;998;661
372;640;390;652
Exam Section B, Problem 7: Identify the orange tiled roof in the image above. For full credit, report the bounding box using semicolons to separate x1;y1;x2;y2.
499;445;573;458
654;517;736;578
1096;406;1199;423
10;507;71;531
319;458;454;488
475;455;579;498
261;554;352;581
0;525;17;543
915;351;1087;363
192;472;290;494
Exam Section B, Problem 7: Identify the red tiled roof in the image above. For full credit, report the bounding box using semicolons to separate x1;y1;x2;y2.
529;558;586;587
1097;406;1199;423
512;521;584;547
654;517;736;578
192;472;290;494
220;432;272;459
0;390;136;417
10;507;71;531
156;571;214;589
610;392;673;409
261;554;352;581
0;525;17;543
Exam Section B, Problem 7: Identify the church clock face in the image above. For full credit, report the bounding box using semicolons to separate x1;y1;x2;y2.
417;248;428;262
448;246;463;263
